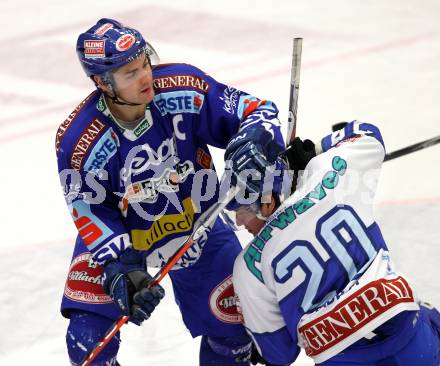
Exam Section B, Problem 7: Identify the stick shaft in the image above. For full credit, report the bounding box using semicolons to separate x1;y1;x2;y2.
80;316;129;366
149;186;238;286
384;135;440;161
286;38;303;145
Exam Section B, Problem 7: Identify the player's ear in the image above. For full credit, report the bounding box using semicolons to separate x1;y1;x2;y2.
93;75;112;94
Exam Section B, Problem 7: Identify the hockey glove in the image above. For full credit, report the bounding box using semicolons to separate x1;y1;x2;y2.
103;248;165;325
224;128;283;193
284;137;317;176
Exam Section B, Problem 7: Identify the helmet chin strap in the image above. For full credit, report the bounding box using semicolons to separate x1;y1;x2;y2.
255;194;280;222
106;91;142;106
255;212;268;221
106;83;143;106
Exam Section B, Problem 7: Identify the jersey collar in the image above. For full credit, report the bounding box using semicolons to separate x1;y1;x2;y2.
96;93;154;141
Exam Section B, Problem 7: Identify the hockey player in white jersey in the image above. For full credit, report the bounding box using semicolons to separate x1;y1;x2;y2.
231;121;440;365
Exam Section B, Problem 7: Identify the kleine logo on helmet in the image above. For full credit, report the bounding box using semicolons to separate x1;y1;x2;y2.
116;34;136;52
84;40;105;59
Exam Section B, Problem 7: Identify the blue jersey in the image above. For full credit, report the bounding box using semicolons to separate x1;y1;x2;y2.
56;63;284;269
233;122;424;365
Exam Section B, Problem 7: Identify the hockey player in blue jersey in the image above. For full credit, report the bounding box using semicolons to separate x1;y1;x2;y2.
231;121;440;365
56;18;285;365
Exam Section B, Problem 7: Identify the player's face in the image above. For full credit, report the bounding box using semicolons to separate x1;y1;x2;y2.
112;54;154;104
234;197;276;236
235;206;266;236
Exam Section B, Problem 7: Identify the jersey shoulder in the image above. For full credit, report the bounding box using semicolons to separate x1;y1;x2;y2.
152;63;211;94
55;90;112;169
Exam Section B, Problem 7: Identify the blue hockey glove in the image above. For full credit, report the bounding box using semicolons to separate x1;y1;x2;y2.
224;128;283;193
103;248;165;325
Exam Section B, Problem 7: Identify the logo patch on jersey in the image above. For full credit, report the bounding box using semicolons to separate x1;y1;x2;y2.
220;87;240;114
64;252;113;304
96;95;106;112
154;90;205;116
116;34;135;51
70;200;113;250
93;233;131;264
153;74;210;93
70;118;106;170
133;117;152;137
120;136;178;182
119;160;194;215
63;182;88;205
196;148;212;169
56;92;96;153
236;96;265;119
84;128;119;173
209;275;243;324
298;276;417;362
84;40;106;59
96;94;153;140
94;23;113;36
131;197;196;250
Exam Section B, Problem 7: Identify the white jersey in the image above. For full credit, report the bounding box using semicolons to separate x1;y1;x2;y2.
233;122;419;365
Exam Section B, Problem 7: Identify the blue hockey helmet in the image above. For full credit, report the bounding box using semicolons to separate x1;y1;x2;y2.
76;18;159;77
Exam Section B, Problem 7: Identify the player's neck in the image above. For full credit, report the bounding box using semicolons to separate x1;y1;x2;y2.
106;96;145;126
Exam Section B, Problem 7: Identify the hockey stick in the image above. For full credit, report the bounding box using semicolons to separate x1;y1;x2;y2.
80;185;239;366
79;315;129;366
286;37;303;145
148;185;240;285
279;37;303;194
384;135;440;161
331;122;440;162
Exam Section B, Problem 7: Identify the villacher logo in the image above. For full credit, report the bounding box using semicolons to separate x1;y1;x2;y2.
209;275;243;324
64;253;112;304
